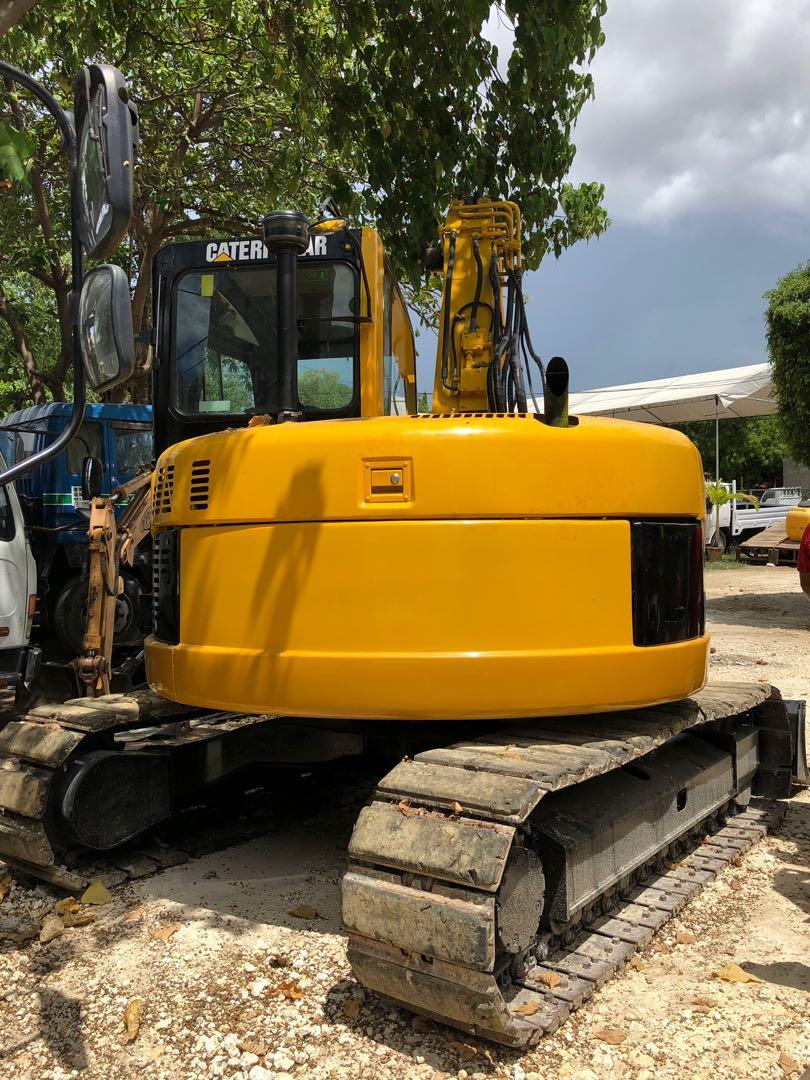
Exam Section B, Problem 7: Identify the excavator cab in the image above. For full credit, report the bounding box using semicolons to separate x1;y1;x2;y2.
151;223;416;455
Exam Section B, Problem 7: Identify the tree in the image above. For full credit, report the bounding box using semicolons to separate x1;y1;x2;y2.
675;416;789;489
765;262;810;467
704;483;758;548
298;367;351;410
0;1;608;406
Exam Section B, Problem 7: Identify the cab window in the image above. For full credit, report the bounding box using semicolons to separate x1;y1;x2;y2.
382;270;398;414
382;266;416;415
12;430;37;465
66;421;105;474
0;487;15;542
113;423;153;473
173;263;358;417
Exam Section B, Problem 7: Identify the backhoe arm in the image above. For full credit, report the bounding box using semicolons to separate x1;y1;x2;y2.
72;469;153;697
431;200;533;413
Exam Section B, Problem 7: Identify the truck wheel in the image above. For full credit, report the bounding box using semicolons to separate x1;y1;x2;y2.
53;574;143;657
717;528;730;553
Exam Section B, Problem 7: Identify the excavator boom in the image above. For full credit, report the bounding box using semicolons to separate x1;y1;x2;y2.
432;200;538;414
72;469;153;696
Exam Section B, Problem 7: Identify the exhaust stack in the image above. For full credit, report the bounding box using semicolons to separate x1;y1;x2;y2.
544;356;570;427
262;210;311;422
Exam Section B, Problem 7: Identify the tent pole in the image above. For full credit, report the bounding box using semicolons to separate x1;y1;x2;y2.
714;395;720;545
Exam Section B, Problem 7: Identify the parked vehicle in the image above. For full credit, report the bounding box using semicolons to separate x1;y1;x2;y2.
0;451;39;694
0;403;153;655
708;484;803;550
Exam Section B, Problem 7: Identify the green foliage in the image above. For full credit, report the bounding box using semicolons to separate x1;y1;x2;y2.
705;484;758;510
0;0;608;406
765;261;810;467
0;121;33;187
0;273;61;409
703;551;747;571
704;482;757;547
675;417;789;488
298;367;351;410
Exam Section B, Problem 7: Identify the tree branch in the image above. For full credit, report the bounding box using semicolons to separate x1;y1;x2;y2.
4;82;73;392
0;283;47;402
0;0;38;36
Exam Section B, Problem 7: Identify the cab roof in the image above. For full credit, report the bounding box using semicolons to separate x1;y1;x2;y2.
1;403;152;429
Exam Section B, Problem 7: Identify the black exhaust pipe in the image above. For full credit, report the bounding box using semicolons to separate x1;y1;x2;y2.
544;355;570;427
262;210;311;422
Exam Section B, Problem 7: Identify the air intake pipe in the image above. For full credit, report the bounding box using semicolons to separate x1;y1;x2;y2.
544;355;570;427
262;210;311;422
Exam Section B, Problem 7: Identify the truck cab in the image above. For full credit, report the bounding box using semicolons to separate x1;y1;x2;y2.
0;403;153;654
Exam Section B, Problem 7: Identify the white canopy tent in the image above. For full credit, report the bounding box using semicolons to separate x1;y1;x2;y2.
534;363;776;485
563;363;775;425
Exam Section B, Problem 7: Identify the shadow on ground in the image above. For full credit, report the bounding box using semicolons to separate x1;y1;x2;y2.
705;590;810;630
739;961;810;991
769;799;810;923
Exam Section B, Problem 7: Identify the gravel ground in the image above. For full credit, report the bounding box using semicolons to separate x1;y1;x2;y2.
0;562;807;1080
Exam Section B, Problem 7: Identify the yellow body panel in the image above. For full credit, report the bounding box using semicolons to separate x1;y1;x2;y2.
786;504;810;542
152;414;705;529
146;517;707;719
147;414;708;720
358;228;385;417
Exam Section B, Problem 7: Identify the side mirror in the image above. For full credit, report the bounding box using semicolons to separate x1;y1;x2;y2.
73;64;139;259
79;263;136;393
81;456;104;501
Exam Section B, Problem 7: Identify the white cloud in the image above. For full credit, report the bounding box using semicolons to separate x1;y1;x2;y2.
569;0;810;225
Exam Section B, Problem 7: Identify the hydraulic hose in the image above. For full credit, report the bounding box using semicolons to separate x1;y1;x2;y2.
469;237;483;333
440;232;458;392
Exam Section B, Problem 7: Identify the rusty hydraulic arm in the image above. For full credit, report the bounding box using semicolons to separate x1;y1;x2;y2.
72;469;153;697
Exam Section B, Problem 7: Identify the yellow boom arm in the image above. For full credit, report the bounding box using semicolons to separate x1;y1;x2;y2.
432;200;531;413
73;469;153;697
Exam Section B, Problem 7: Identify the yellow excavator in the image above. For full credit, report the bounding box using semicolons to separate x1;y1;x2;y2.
147;200;709;720
787;501;810;544
0;62;805;1049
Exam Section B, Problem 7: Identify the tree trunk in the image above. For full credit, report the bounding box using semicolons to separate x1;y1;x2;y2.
0;0;38;35
0;286;47;402
127;216;165;405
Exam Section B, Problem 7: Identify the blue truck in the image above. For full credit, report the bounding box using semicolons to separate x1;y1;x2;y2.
0;403;153;655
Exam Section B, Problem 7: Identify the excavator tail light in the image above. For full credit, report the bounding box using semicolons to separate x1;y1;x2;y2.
153;529;180;644
631;521;704;646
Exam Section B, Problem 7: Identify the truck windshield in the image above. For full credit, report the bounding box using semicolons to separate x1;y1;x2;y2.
173;263;357;416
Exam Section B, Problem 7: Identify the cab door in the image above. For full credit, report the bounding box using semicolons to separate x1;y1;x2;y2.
0;468;35;650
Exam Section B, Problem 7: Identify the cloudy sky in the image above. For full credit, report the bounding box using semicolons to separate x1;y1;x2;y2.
416;2;810;393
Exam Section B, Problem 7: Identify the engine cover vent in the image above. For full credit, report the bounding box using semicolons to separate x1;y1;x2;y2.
414;412;529;419
153;464;175;519
189;459;211;511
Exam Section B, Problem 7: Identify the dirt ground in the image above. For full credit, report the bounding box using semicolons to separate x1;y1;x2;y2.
0;562;808;1080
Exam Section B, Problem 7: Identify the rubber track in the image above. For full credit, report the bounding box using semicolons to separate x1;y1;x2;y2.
0;690;267;890
342;682;781;1047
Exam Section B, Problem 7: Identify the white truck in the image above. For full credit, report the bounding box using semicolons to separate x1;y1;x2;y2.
711;484;804;551
0;452;39;695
